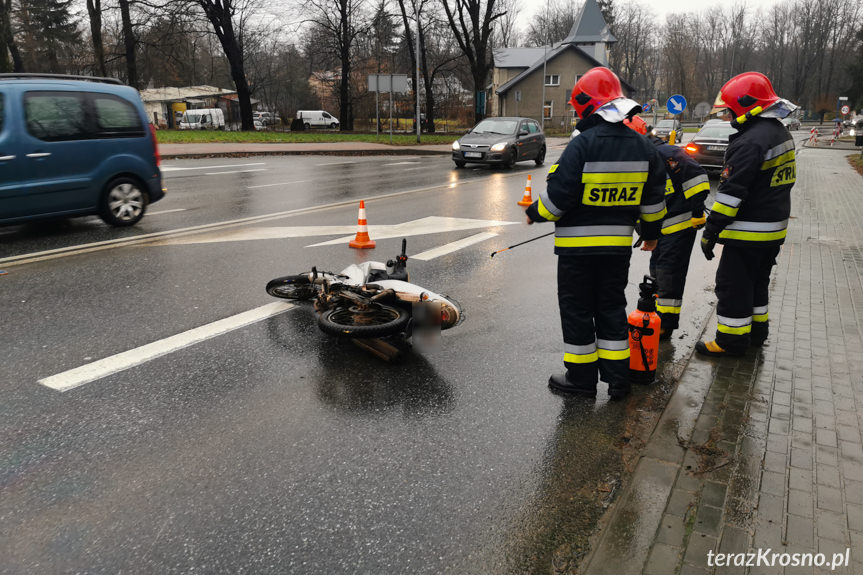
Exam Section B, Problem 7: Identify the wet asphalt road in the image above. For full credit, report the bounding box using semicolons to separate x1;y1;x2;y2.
1;148;718;574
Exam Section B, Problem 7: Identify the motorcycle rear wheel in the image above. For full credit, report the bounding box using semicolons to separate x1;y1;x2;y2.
318;304;409;338
266;274;316;300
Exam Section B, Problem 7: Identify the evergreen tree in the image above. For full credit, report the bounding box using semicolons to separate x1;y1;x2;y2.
849;28;863;111
17;0;80;73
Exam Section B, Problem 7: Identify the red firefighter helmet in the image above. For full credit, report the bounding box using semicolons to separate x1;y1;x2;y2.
623;115;648;134
568;67;624;119
718;72;780;118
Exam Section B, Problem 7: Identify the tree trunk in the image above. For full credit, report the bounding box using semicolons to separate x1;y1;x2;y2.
419;25;435;132
473;68;485;124
396;0;421;128
225;45;254;131
1;0;21;72
118;0;137;88
86;0;106;76
338;0;351;130
0;0;9;73
199;0;254;131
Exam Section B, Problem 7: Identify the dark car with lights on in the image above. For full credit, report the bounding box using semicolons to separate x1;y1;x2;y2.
683;121;737;174
451;117;546;169
651;118;681;141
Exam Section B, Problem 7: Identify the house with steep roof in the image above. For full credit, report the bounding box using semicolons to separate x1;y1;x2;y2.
490;0;631;127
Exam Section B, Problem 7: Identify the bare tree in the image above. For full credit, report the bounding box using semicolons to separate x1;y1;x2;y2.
608;1;655;100
158;0;260;130
523;0;579;47
492;0;520;48
86;0;107;76
117;0;139;87
440;0;506;122
304;0;370;130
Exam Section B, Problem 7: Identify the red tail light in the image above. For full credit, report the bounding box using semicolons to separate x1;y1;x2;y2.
684;143;699;154
149;123;161;167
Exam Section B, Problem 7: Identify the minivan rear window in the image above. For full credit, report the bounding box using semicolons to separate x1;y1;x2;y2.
93;94;144;137
25;92;89;142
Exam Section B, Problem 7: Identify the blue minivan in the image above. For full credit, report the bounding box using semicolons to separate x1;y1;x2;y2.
0;74;165;227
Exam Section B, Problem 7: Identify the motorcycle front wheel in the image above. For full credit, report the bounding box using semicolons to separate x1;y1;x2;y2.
266;274;316;300
318;304;410;338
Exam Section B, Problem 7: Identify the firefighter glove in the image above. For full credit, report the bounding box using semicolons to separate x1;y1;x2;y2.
691;216;707;230
701;231;717;261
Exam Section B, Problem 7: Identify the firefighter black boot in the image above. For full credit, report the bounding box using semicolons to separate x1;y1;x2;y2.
695;340;745;357
548;373;597;398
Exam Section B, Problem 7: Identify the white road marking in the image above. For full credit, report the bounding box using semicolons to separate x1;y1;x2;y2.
315;161;357;166
0;174;531;268
306;216;516;247
204;168;267;175
411;232;499;261
39;302;295;392
148;217;517;247
383;161;419;166
247;180;310;189
161;162;265;172
147;208;187;216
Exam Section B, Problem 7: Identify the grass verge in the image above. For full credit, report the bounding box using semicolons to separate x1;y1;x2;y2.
849;154;863;177
156;129;457;146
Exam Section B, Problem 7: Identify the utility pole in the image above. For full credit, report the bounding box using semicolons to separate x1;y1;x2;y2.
542;44;547;127
415;1;421;143
540;0;549;127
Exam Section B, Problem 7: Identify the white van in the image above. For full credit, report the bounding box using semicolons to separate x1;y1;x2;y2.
179;108;225;130
296;110;340;129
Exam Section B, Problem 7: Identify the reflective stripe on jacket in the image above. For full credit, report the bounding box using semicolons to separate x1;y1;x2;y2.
652;139;709;236
705;117;794;247
526;115;667;255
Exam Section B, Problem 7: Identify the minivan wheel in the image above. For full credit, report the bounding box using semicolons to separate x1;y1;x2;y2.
304;122;311;130
99;177;148;227
330;123;337;129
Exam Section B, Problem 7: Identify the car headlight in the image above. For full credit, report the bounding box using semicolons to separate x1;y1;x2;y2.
452;140;460;151
851;129;857;136
490;142;508;152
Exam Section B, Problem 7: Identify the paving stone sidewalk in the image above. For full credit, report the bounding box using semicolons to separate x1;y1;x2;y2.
582;148;863;574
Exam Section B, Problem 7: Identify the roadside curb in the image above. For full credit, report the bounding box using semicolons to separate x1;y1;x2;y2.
580;307;718;574
160;148;452;160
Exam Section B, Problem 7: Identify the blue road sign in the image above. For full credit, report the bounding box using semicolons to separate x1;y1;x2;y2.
667;95;687;115
643;102;652;112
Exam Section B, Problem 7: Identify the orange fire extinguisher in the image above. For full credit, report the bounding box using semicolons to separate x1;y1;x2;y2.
628;275;661;384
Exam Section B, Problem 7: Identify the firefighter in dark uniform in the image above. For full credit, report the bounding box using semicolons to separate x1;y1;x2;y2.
644;122;710;339
525;67;667;399
696;71;797;356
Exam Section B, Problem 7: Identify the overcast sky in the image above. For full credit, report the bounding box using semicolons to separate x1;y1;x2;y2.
519;0;788;27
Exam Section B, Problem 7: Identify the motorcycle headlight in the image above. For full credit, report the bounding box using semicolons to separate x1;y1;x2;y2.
651;129;657;135
490;142;508;152
452;140;460;151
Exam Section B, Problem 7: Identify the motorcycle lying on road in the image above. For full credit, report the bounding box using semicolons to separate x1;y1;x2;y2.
265;239;462;343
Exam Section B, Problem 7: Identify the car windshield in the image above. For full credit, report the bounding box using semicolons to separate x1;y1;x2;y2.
183;113;202;123
471;119;518;135
697;125;736;139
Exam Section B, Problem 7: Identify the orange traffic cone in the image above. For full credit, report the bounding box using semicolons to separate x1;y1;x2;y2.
349;200;376;249
517;175;534;206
